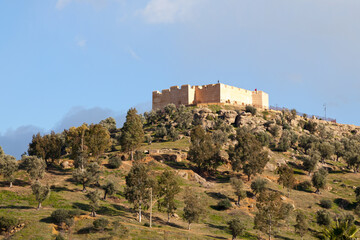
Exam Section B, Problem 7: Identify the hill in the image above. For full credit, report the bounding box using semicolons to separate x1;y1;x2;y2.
1;104;360;240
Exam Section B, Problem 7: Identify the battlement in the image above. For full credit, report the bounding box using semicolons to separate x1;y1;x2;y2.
152;83;269;110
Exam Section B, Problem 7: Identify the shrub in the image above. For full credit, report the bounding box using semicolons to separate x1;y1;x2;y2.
206;115;214;121
320;199;332;209
355;204;360;217
296;181;312;192
268;125;281;137
110;221;129;238
145;134;153;144
338;213;354;226
108;155;122;169
51;209;82;228
93;217;109;232
251;178;267;195
133;150;145;161
255;131;271;147
216;198;232;210
316;210;331;226
0;216;19;231
228;217;245;239
245;106;257;116
304;120;317;133
55;234;66;240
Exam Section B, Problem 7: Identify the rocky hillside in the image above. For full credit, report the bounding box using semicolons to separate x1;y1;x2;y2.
1;104;360;240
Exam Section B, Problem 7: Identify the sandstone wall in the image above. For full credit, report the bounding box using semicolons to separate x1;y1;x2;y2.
220;84;253;105
252;91;269;109
152;85;195;110
194;84;221;104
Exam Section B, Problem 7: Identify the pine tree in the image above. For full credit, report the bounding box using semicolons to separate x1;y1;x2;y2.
188;126;223;173
86;124;111;160
276;164;295;196
228;128;269;181
158;170;181;222
183;188;204;230
124;163;152;222
120;108;144;160
254;190;293;240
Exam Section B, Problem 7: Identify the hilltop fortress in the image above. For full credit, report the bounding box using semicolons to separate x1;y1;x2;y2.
152;83;269;110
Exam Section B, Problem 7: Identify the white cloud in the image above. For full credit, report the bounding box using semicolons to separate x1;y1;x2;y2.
138;0;201;24
56;0;72;10
128;47;141;60
75;36;87;47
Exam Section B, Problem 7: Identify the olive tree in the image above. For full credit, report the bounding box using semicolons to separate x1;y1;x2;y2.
31;181;50;210
0;154;18;187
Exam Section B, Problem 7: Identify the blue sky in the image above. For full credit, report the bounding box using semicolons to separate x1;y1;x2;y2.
1;0;360;158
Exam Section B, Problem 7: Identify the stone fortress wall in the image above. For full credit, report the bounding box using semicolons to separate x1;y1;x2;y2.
152;83;269;110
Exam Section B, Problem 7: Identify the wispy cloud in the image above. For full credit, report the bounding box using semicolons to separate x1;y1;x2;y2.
75;36;87;47
128;47;141;60
138;0;202;24
56;0;72;10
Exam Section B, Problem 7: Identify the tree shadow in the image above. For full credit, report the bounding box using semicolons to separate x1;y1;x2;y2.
288;161;303;171
73;202;91;212
206;192;228;200
163;160;189;170
206;223;227;231
204;235;227;240
40;216;54;224
0;205;33;210
334;198;356;210
77;226;92;234
246;191;255;198
47;166;72;176
98;206;121;216
274;235;293;240
166;222;186;229
51;186;74;192
0;179;30;187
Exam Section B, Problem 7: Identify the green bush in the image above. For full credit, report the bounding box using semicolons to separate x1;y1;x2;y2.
0;216;19;231
110;221;129;238
108;155;122;169
320;199;332;209
206;115;214;121
316;210;331;226
55;234;66;240
245;106;257;116
251;178;267;195
133;150;145;161
296;181;312;192
216;198;232;210
93;217;109;232
51;209;82;227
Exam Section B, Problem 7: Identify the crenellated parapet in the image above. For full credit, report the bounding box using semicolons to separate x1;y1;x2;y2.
152;83;269;110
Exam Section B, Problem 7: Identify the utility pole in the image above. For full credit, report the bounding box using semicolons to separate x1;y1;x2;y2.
149;187;152;228
323;103;327;120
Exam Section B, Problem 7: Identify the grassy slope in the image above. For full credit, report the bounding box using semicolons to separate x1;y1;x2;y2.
2;152;360;240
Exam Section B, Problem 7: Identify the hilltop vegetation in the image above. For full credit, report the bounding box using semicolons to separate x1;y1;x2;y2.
1;104;360;239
